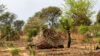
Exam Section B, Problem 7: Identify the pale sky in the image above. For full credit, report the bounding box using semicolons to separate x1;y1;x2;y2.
1;0;100;22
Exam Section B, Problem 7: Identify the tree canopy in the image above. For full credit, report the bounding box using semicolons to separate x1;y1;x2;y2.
24;17;44;32
34;6;62;28
13;20;24;31
96;11;100;24
59;17;74;48
0;12;16;26
0;4;6;14
64;0;94;26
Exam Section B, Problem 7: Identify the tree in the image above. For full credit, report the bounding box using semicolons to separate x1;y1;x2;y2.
35;6;62;28
59;17;74;48
13;20;24;31
34;11;44;18
96;11;100;24
64;0;94;26
24;17;44;32
0;4;20;41
0;4;6;14
0;12;16;26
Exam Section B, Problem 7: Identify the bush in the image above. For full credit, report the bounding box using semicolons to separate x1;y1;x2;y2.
26;37;32;42
82;39;87;43
95;32;100;37
29;49;36;56
26;28;38;42
26;42;35;49
1;25;20;41
9;48;20;56
27;28;38;37
85;32;90;37
79;25;90;34
97;39;100;44
8;42;15;47
0;41;5;47
28;42;34;46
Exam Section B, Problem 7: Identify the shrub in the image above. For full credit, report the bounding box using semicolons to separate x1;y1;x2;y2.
29;48;36;56
8;42;15;47
1;25;20;41
79;25;90;34
27;28;38;37
26;37;32;42
84;32;93;38
9;48;20;56
95;32;100;37
26;28;38;42
82;39;87;43
0;41;5;47
97;39;100;44
85;32;90;37
92;24;100;32
28;42;34;46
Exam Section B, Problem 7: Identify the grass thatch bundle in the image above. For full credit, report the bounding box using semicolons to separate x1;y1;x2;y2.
33;28;65;49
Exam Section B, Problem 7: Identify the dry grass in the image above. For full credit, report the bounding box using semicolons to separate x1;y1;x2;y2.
0;33;100;56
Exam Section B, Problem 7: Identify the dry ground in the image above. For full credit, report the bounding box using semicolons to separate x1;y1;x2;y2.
0;39;100;56
0;35;100;56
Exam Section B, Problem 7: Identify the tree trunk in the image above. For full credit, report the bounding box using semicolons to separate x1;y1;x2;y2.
67;28;71;48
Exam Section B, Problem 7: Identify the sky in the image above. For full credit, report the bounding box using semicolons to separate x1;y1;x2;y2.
0;0;100;23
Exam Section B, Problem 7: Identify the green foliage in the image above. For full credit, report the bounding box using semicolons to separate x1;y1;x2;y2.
95;32;100;37
1;25;20;41
59;17;74;33
97;39;100;44
0;4;5;13
92;24;100;32
27;28;38;37
28;48;36;56
24;17;43;32
96;45;100;49
9;48;20;54
8;42;15;47
0;41;5;47
26;37;32;42
82;39;87;43
85;32;91;37
90;24;100;37
79;25;90;34
59;17;74;30
0;8;20;41
26;28;38;42
82;38;92;43
41;6;62;18
35;6;62;28
0;12;16;26
64;0;94;26
59;17;73;48
96;11;100;24
28;42;34;46
14;20;24;31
